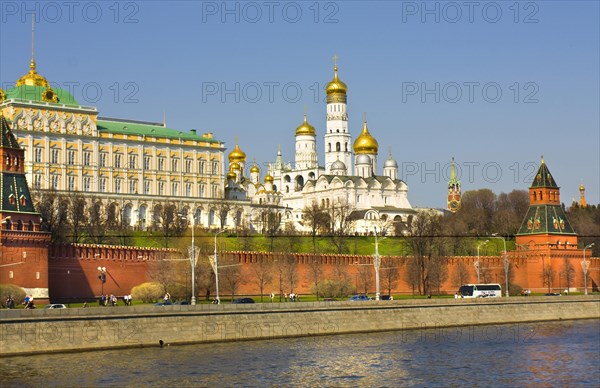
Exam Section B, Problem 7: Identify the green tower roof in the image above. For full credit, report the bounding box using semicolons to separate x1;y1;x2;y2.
530;158;558;189
4;85;80;107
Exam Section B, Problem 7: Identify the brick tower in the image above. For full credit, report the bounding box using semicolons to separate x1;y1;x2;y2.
0;114;51;302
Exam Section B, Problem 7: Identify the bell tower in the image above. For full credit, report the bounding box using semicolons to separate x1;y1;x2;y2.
447;158;461;212
324;56;352;173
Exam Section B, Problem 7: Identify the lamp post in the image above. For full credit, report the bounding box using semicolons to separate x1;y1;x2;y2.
97;266;107;296
213;229;226;304
476;240;489;283
374;227;383;301
582;243;595;295
190;214;197;305
492;233;509;297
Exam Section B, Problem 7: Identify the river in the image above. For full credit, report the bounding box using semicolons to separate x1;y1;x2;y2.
1;319;599;387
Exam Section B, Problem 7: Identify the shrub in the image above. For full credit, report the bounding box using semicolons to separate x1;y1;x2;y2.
131;282;163;303
0;284;26;308
314;279;354;298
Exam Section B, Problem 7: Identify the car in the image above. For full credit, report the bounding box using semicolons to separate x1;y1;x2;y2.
544;293;561;296
44;304;66;309
154;301;173;306
348;295;370;301
231;298;255;304
173;300;190;305
380;295;393;301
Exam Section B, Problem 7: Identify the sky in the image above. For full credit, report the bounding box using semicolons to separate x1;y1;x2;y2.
1;0;598;209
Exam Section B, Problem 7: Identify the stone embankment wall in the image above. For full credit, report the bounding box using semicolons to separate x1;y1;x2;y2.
1;297;598;356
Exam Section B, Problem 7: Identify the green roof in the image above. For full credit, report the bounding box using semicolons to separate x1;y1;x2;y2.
531;161;559;188
1;115;20;149
516;204;576;236
96;119;221;143
4;85;80;107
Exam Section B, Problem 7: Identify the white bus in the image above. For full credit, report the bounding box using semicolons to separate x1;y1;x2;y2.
456;284;502;298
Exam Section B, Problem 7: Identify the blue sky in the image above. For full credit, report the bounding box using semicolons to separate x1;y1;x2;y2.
1;1;598;208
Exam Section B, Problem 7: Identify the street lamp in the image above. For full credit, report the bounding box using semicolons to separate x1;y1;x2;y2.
492;233;509;297
476;240;489;283
374;227;386;301
212;229;226;304
582;243;595;295
179;213;199;305
97;266;107;295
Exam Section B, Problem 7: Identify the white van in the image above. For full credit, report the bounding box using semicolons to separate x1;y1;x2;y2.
457;284;502;298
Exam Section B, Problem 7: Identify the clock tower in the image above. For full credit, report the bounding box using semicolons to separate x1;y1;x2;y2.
447;157;461;212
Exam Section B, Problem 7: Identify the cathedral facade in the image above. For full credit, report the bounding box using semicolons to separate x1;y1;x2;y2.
225;62;416;235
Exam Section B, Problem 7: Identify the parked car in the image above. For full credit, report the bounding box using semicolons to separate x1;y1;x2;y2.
544;293;561;296
154;301;173;306
173;300;190;305
380;295;393;301
44;304;66;309
348;295;370;301
231;298;255;304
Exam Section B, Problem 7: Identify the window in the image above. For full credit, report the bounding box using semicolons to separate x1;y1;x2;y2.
129;154;137;169
185;159;192;173
144;180;151;195
67;150;76;165
144;155;151;170
158;157;165;171
212;184;219;198
158;181;165;196
114;154;122;168
185;183;192;197
67;176;76;191
51;149;60;164
129;179;137;194
212;161;218;175
83;177;91;192
172;182;179;196
34;148;43;163
99;178;107;192
199;160;205;174
171;158;179;172
115;178;122;193
34;174;42;189
99;153;107;167
83;151;92;166
198;183;205;198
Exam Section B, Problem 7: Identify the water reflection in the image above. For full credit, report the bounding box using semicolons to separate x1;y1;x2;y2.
1;320;598;387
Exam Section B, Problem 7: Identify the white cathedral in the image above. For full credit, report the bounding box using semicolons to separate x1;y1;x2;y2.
225;61;416;235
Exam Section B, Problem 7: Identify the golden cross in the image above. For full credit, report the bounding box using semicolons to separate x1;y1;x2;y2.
333;54;338;68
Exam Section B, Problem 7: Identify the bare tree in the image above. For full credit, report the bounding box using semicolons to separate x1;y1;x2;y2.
33;189;68;243
381;257;402;296
560;256;576;292
542;265;556;293
67;192;87;243
86;199;109;244
356;264;373;294
327;198;355;254
220;255;243;299
302;202;330;253
213;198;232;230
407;210;443;295
428;255;448;295
253;257;273;302
453;260;471;287
405;258;421;295
154;202;185;248
308;255;324;299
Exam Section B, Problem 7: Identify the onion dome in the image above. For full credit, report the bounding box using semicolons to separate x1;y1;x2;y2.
579;183;585;191
0;88;5;102
353;118;378;154
356;154;371;165
295;113;316;136
16;59;49;87
230;162;241;171
250;163;260;173
228;139;246;163
326;63;348;96
226;171;236;180
264;174;274;183
384;154;398;168
331;159;347;175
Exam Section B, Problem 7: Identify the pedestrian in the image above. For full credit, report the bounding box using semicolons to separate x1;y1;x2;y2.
164;292;171;304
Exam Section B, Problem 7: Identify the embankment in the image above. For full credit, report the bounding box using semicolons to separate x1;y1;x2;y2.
1;296;599;356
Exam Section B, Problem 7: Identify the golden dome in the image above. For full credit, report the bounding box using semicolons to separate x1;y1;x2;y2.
228;140;246;163
295;113;316;136
580;183;585;191
264;174;274;183
16;59;49;87
230;162;241;171
250;163;260;173
353;119;378;154
325;65;347;95
226;171;236;180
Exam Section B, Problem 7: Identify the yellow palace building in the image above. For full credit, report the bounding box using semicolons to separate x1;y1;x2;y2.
0;51;231;229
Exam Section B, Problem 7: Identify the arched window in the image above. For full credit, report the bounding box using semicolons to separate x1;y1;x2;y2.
328;143;331;152
336;142;341;152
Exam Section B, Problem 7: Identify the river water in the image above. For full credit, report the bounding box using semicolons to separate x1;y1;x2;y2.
2;320;599;387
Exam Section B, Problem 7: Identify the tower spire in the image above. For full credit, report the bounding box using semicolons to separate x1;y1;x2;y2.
30;14;36;70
